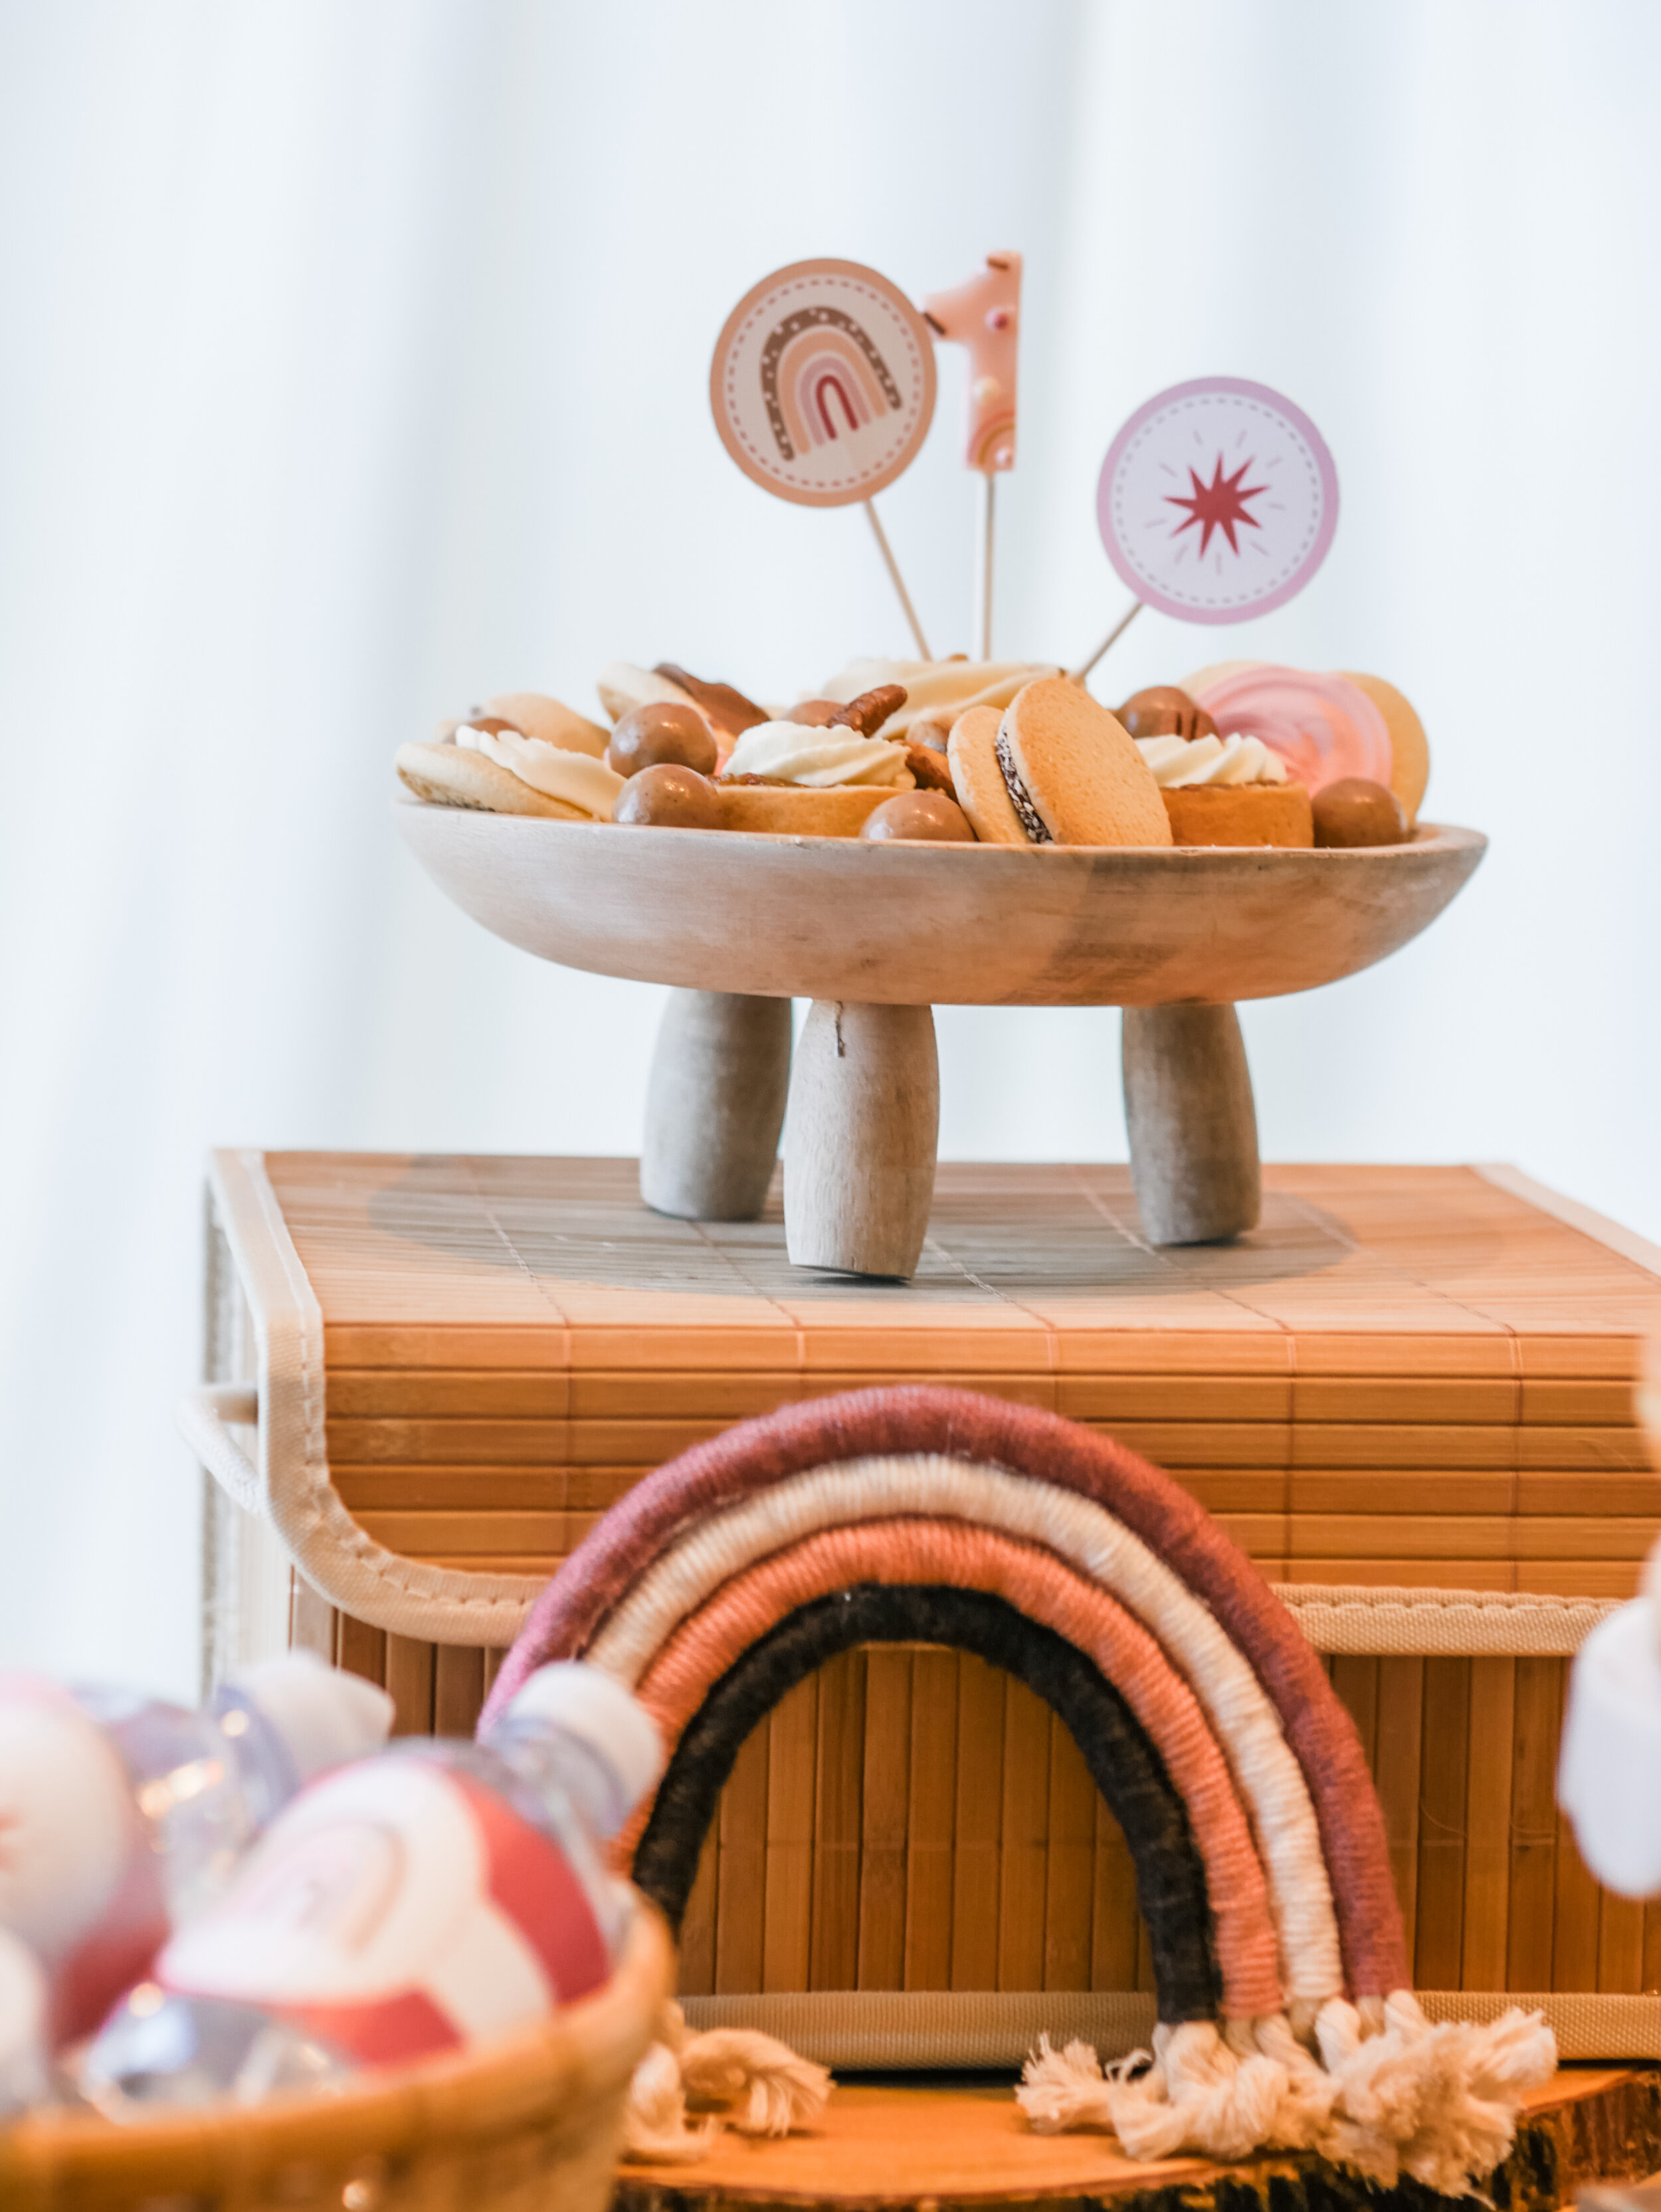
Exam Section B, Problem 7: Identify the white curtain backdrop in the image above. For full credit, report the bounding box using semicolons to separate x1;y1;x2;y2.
1;0;1656;1698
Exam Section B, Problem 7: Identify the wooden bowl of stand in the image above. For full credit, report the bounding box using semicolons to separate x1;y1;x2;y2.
0;1907;672;2212
395;805;1485;1009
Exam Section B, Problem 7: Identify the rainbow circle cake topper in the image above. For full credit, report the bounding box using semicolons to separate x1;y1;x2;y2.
710;257;937;508
1096;376;1339;626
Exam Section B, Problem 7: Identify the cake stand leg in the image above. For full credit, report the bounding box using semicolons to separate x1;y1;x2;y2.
640;989;791;1222
1122;1003;1262;1245
785;1001;939;1278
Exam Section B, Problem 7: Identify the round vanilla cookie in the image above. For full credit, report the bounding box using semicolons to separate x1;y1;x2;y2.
1338;671;1429;824
481;691;609;759
947;704;1023;845
395;742;589;819
595;661;699;726
1000;678;1172;847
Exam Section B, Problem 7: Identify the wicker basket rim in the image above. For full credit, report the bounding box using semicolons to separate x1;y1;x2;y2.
0;1902;671;2190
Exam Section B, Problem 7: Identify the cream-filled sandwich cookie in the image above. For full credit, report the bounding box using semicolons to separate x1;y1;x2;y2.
397;724;624;820
717;717;914;837
995;678;1171;847
1137;730;1312;848
947;705;1025;846
476;692;610;758
816;655;1060;744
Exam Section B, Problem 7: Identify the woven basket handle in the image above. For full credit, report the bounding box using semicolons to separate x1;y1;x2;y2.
177;1381;262;1515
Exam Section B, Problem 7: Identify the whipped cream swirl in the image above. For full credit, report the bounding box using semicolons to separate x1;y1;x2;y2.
815;657;1059;739
723;720;913;789
1135;733;1288;789
456;725;624;817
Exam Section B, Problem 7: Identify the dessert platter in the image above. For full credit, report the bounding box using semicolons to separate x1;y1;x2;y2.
396;653;1484;1276
395;252;1484;1278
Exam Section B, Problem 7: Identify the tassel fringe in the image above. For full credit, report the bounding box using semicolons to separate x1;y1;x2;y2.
1017;1993;1557;2191
623;2001;832;2163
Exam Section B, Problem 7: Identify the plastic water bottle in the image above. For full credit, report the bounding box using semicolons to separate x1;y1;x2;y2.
0;1653;394;2047
82;1662;662;2114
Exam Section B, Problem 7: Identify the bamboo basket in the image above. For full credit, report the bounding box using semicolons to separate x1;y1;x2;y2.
187;1150;1661;2056
0;1905;672;2212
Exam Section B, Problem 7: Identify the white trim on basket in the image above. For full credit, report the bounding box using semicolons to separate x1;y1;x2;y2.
197;1149;542;1646
678;1987;1661;2068
186;1150;1633;1658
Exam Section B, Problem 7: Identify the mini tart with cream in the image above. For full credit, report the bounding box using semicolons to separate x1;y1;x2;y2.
397;721;624;821
716;718;915;837
1137;728;1312;849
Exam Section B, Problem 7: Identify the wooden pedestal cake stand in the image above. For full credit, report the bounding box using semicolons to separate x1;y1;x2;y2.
396;808;1484;1278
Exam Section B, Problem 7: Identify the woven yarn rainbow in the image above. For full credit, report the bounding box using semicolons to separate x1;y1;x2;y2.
487;1387;1555;2186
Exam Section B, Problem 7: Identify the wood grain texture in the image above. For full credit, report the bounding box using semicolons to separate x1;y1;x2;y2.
1044;1710;1098;1992
613;2070;1661;2212
997;1674;1051;1992
716;1720;769;1995
810;1651;865;1991
247;1155;1661;1606
784;1001;939;1277
1414;1657;1471;1989
765;1678;818;1993
951;1656;1006;1993
244;1155;1661;2009
1508;1657;1563;1993
1462;1657;1515;1989
672;1637;1646;2003
856;1649;911;1991
1373;1657;1424;1967
1122;1003;1260;1244
904;1649;957;1991
394;805;1486;1007
640;989;791;1223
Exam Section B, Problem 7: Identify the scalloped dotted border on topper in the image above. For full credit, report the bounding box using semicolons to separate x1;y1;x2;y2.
1097;376;1339;625
710;257;937;509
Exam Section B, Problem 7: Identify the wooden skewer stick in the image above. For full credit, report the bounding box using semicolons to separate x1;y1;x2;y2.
1068;596;1143;684
863;500;931;662
975;474;995;660
924;254;1021;666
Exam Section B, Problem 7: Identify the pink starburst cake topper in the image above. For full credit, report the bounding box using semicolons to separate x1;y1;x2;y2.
1095;377;1338;625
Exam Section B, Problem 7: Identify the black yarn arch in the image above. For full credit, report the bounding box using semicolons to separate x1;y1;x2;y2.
631;1582;1222;2024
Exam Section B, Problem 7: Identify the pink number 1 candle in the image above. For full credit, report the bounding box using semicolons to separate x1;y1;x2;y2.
924;252;1022;657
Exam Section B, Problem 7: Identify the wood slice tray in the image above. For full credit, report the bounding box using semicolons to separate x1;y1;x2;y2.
615;2067;1661;2212
394;807;1485;1007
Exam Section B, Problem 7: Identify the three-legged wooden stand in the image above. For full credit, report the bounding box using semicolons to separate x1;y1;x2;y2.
397;806;1484;1281
641;989;1260;1276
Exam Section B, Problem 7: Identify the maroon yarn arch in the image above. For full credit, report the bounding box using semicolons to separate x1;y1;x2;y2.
484;1385;1407;1999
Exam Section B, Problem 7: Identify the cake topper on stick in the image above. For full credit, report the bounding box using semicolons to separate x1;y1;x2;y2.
1070;376;1339;683
923;252;1021;660
710;257;937;658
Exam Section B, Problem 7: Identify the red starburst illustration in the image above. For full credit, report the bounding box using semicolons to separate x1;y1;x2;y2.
1166;453;1268;556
